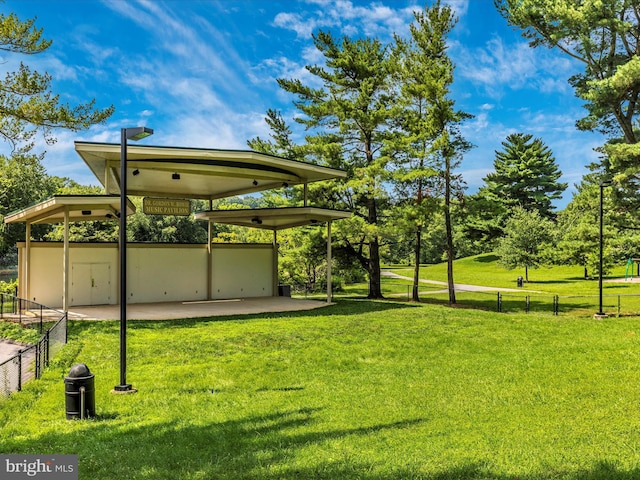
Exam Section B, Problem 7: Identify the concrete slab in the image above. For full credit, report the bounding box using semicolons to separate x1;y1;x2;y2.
66;297;332;321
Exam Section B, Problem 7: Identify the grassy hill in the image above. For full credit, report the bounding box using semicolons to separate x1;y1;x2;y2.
387;253;636;293
362;254;640;316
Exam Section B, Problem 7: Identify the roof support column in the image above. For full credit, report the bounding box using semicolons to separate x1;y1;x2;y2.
327;220;332;303
207;199;213;300
105;162;111;194
63;207;70;312
25;222;31;301
273;230;279;297
207;219;212;301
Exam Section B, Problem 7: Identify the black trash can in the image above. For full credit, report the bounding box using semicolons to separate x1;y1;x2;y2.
517;276;524;288
65;363;95;420
278;285;291;297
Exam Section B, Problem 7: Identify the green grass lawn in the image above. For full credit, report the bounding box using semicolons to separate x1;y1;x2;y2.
3;300;640;479
387;254;638;295
374;254;640;316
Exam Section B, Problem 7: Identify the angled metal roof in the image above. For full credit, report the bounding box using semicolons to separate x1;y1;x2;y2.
4;195;135;224
194;207;351;231
74;142;346;200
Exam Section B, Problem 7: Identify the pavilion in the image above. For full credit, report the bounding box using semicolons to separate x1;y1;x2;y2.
4;141;350;311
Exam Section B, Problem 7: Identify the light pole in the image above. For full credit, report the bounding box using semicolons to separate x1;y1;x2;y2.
597;179;612;317
113;126;153;393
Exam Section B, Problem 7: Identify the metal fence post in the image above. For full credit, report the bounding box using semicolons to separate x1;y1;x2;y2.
618;295;621;317
553;295;559;315
497;292;502;312
17;351;22;392
526;296;530;313
45;330;50;367
35;343;40;379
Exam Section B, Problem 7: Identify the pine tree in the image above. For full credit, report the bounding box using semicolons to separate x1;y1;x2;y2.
0;12;113;152
395;3;472;304
277;32;395;299
485;133;567;218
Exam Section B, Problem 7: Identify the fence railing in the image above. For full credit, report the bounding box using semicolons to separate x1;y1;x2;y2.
368;282;640;317
0;294;67;398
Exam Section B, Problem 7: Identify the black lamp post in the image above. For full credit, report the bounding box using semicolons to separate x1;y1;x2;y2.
597;179;612;317
113;126;153;393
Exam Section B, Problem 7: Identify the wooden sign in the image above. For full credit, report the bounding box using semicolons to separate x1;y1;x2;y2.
143;197;191;216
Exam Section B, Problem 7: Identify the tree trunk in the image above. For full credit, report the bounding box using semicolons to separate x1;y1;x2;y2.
584;266;588;280
368;237;383;298
412;225;422;302
367;196;383;299
445;160;456;305
445;213;455;304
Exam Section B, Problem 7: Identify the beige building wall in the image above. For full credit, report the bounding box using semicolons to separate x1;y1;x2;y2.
128;244;207;304
17;242;275;308
210;244;274;299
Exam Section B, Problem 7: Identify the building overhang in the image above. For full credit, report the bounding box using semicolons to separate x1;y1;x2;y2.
194;207;351;231
4;195;135;224
74;142;347;200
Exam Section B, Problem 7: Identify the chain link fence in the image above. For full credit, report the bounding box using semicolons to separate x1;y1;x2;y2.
0;294;67;398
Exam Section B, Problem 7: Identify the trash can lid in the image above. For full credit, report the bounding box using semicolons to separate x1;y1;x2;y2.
67;363;92;378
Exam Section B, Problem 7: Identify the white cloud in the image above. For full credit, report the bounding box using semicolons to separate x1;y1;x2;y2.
273;12;316;38
454;35;578;98
459;167;492;189
443;0;470;17
457;37;536;96
273;0;417;40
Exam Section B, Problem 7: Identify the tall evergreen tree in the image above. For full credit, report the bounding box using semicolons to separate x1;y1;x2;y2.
485;133;567;218
391;1;471;303
410;4;472;304
277;31;395;299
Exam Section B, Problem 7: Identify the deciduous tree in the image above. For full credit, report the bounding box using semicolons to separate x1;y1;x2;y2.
496;206;554;282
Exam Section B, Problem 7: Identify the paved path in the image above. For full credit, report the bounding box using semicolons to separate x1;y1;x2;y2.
382;271;532;294
0;339;36;391
0;339;25;363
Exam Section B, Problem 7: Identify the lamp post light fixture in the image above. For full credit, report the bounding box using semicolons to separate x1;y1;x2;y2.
597;179;612;317
114;126;153;393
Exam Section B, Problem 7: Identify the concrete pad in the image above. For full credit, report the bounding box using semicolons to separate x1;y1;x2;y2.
67;297;332;321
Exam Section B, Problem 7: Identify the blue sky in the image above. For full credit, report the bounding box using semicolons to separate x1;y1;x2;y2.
5;0;603;208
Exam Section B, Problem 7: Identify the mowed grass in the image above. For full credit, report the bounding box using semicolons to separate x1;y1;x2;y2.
388;254;638;295
2;300;640;479
377;254;640;316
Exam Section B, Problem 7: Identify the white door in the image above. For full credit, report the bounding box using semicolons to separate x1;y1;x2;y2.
71;263;111;306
